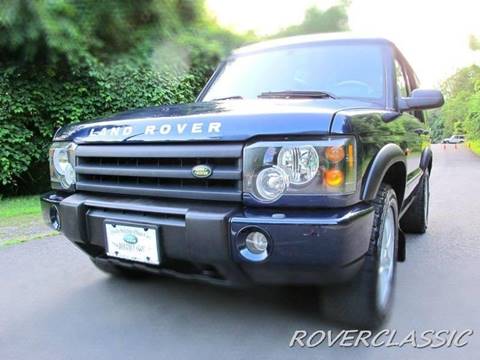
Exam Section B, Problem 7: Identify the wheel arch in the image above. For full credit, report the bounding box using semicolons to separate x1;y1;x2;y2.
361;143;407;210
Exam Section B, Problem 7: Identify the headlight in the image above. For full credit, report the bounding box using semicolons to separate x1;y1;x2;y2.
277;145;319;185
53;148;70;175
243;137;356;203
49;142;76;190
255;166;289;201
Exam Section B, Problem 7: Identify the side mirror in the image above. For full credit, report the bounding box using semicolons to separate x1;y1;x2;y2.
399;89;444;111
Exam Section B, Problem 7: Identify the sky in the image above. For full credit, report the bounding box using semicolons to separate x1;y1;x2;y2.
206;0;480;87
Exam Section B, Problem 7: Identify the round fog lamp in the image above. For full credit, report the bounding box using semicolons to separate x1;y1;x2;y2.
245;231;268;254
239;229;271;262
255;166;289;202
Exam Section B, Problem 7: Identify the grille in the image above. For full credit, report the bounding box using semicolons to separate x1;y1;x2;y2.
75;144;243;202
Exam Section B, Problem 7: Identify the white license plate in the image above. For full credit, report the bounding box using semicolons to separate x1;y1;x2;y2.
105;223;160;265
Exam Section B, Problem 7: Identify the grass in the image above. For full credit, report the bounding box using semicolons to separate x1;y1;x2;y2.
467;139;480;156
0;231;58;248
0;195;56;249
0;195;41;219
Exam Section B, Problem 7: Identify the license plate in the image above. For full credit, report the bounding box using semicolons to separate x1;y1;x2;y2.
105;222;160;265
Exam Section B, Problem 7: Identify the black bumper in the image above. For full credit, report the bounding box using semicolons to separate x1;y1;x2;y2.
41;192;374;286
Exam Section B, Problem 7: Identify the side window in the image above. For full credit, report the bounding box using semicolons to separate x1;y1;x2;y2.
395;58;425;121
395;60;408;98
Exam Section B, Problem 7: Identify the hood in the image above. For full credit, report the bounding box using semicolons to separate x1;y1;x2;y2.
54;99;378;143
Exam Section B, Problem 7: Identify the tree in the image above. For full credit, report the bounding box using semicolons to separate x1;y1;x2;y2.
469;35;480;51
437;65;480;138
0;0;246;194
272;4;349;38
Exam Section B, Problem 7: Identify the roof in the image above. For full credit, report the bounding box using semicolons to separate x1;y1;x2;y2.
233;32;394;56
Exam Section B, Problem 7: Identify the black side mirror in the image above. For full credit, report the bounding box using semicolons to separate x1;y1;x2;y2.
399;89;444;111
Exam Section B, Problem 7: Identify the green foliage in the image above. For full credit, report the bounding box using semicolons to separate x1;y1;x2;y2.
437;65;480;142
0;1;349;194
469;35;480;51
0;0;246;194
467;139;480;156
0;0;209;65
427;109;444;142
0;195;40;218
433;64;480;145
273;4;349;38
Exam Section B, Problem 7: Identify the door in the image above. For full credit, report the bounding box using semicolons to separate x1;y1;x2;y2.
394;54;427;198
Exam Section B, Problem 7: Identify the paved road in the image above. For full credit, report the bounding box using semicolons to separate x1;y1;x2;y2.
1;144;479;360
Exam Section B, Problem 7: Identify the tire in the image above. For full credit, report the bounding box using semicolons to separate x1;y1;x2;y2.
320;184;399;329
400;170;429;234
90;258;149;279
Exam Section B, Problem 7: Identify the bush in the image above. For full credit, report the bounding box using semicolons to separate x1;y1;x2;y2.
0;0;246;195
0;62;215;193
0;0;348;195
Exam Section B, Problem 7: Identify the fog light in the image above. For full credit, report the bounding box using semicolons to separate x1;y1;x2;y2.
245;232;268;254
49;205;61;231
238;229;271;262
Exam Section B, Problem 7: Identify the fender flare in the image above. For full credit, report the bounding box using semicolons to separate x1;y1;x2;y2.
361;144;407;202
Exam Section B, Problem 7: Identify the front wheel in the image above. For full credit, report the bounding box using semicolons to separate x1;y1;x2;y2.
320;184;399;329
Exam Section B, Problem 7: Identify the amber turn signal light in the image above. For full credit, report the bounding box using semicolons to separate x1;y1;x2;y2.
324;169;345;187
325;146;345;163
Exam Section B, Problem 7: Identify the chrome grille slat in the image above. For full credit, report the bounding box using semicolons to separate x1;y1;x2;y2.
75;144;243;202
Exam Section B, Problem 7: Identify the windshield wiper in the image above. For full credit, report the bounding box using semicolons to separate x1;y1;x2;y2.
258;90;336;99
210;95;244;101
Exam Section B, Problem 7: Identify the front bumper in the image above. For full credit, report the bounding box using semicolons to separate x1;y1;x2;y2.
41;192;374;286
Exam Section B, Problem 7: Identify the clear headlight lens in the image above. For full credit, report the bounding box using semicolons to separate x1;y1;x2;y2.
277;145;319;185
53;148;70;175
49;142;76;190
243;138;357;203
255;166;289;201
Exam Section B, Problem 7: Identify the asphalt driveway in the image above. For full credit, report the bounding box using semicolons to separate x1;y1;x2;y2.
1;144;479;359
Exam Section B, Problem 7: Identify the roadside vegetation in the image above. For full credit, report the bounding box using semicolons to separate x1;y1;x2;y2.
1;232;58;248
0;195;56;249
0;0;248;195
429;37;480;155
468;139;480;155
0;195;41;219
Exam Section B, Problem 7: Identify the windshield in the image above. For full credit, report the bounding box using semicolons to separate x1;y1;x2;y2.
201;43;386;102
